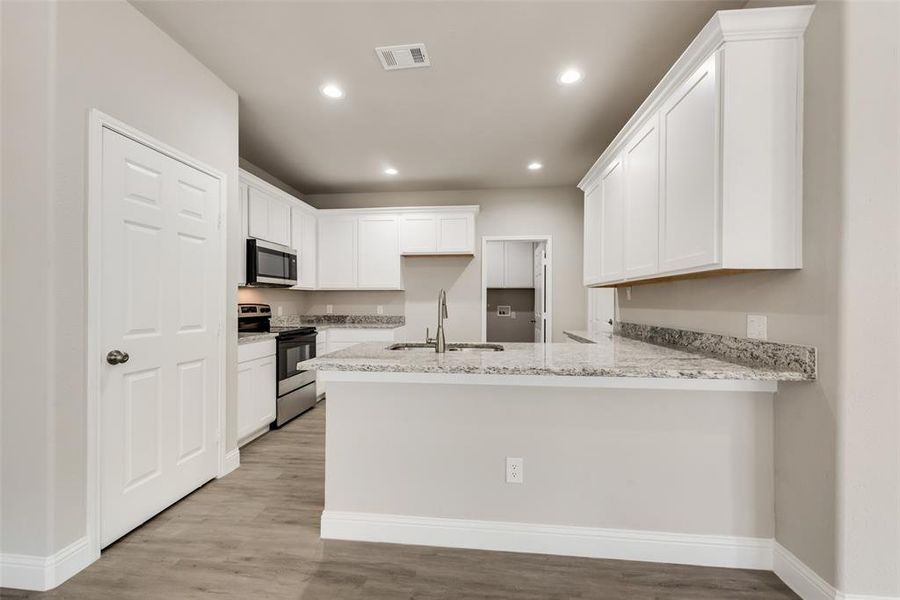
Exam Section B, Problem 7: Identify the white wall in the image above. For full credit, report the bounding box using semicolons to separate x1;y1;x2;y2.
325;382;775;538
305;188;586;342
618;1;900;595
1;0;239;564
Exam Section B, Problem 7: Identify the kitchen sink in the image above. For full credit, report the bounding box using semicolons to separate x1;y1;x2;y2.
386;343;504;352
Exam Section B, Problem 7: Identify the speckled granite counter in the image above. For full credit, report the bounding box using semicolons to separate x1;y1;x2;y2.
272;314;405;329
238;332;279;345
299;335;812;381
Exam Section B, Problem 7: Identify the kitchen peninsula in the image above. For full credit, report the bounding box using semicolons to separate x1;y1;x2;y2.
300;327;815;571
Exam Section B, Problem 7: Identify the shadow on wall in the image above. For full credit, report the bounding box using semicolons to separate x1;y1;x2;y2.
486;288;535;343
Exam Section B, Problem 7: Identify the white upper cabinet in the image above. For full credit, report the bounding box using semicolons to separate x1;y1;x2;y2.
399;213;437;253
485;241;505;287
239;169;315;288
504;241;534;288
582;180;601;285
437;212;474;253
358;214;402;289
623;115;661;278
317;214;358;289
485;241;534;288
291;206;317;289
237;172;478;291
248;186;291;247
598;157;625;283
659;56;718;272
399;207;479;255
579;5;812;287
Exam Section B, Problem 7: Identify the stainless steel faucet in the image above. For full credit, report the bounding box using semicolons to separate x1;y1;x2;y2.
435;288;448;353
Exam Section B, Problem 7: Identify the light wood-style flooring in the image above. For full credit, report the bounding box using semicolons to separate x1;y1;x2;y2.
3;401;798;599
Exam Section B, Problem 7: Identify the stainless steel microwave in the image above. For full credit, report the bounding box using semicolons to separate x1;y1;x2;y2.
246;239;297;287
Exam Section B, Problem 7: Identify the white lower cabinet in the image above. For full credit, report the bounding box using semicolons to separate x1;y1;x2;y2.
237;340;276;446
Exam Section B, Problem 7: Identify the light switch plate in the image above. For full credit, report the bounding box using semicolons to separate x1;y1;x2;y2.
326;304;333;314
747;314;767;340
377;305;384;315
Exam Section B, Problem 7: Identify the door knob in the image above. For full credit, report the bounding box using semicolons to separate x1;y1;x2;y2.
106;350;130;365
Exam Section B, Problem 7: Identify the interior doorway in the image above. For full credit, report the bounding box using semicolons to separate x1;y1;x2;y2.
480;236;552;343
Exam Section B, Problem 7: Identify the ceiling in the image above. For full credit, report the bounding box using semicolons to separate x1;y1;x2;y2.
132;0;744;194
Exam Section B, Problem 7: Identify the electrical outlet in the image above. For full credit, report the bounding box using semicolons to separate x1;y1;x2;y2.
277;306;283;316
326;304;333;314
625;287;632;301
377;305;384;315
747;314;767;340
511;311;517;319
505;457;523;484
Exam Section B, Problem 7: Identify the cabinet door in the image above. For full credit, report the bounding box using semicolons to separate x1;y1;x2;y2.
247;186;270;241
484;241;505;287
399;213;437;254
291;208;317;289
624;116;661;278
266;197;291;247
301;210;317;288
659;55;719;272
236;361;255;441
599;157;625;282
237;355;276;443
437;212;474;253
253;356;277;430
588;288;615;334
317;215;358;288
504;241;534;288
582;181;602;285
238;181;249;286
358;214;402;289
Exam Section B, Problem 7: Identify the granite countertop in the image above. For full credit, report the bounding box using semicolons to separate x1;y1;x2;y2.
564;330;605;344
238;332;279;345
298;335;813;381
239;315;405;345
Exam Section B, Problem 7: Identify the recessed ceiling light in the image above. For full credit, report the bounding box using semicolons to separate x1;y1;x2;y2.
384;167;399;175
557;68;583;85
320;83;345;99
528;162;543;171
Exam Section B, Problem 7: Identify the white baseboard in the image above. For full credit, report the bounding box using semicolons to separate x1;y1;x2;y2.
774;542;836;600
0;536;95;591
773;542;900;600
219;448;240;477
321;510;773;570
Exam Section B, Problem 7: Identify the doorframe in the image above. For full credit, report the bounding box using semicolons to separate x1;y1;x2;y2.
480;235;553;343
85;110;229;561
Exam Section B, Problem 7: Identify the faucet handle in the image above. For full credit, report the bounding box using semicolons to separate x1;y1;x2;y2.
425;327;434;344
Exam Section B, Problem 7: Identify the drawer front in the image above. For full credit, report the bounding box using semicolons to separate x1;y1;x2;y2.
238;339;276;363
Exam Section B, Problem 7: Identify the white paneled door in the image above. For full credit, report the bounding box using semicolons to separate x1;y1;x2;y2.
100;128;220;548
533;242;547;343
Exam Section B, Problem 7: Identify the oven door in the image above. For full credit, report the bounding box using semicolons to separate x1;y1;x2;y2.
277;332;317;396
247;239;298;287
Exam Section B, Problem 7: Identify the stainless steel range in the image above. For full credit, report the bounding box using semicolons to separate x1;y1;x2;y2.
238;304;317;427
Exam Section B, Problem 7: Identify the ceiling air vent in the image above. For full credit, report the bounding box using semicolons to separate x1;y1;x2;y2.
376;43;431;71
